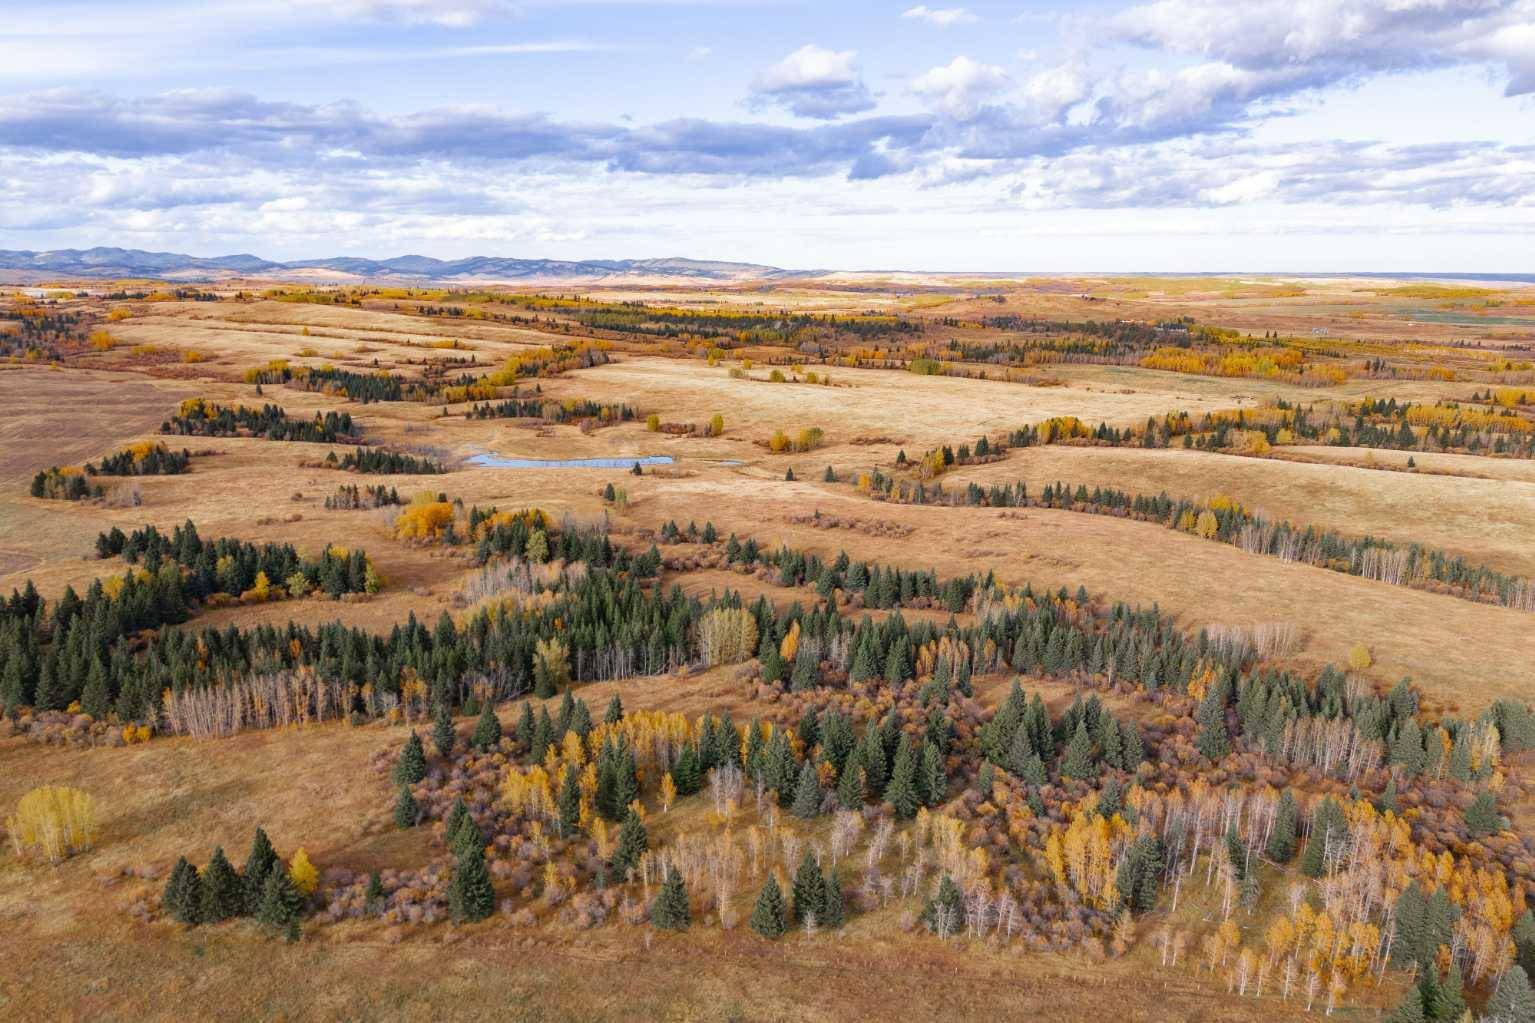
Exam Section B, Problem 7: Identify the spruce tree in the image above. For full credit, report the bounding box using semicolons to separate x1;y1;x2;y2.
162;856;203;925
557;764;583;833
919;742;947;807
650;865;690;930
471;703;501;752
449;844;495;924
820;870;845;929
1466;790;1501;838
256;867;304;937
242;826;279;915
200;847;242;923
604;694;624;725
836;758;865;810
1060;720;1095;780
790;760;822;819
432;701;455;758
394;731;427;785
750;876;787;939
365;870;385;913
790;849;825;926
920;874;966;936
1516;910;1535;981
394;785;420;828
608;808;648;883
885;738;921;820
1487;966;1535;1023
1265;790;1298;863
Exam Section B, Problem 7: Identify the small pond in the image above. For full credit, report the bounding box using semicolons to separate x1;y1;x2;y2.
466;453;676;470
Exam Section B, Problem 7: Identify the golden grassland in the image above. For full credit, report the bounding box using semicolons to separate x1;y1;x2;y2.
1;281;1530;1019
944;444;1535;577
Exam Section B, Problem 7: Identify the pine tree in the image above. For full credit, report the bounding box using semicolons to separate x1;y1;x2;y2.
242;826;279;915
750;876;787;939
604;694;624;725
1060;720;1095;780
557;764;583;833
1466;790;1501;838
790;759;822;819
432;701;455;758
885;738;920;820
791;849;826;926
920;874;966;936
1266;790;1298;863
650;865;690;930
471;703;501;752
836;758;865;810
1486;966;1535;1023
608;809;648;883
394;785;420;828
1516;910;1535;981
394;731;427;784
365;871;385;913
1386;989;1426;1023
257;867;304;937
820;870;845;929
919;742;947;807
162;856;203;925
1437;963;1468;1022
200;847;242;923
449;844;495;923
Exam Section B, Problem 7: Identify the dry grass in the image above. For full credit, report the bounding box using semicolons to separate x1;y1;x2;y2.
947;444;1535;576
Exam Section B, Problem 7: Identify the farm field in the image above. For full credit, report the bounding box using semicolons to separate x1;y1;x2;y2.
3;276;1535;1023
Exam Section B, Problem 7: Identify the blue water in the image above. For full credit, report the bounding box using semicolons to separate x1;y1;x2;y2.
467;453;676;469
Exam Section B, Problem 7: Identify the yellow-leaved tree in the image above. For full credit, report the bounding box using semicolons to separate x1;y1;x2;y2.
7;786;100;864
288;847;319;895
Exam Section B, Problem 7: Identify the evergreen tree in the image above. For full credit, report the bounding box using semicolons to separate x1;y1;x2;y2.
1266;790;1298;863
393;731;427;784
750;876;787;939
1487;966;1535;1023
919;742;947;807
790;759;823;819
162;856;203;925
650;865;690;930
394;785;420;828
200;846;242;923
820;870;845;929
1060;720;1095;780
471;703;501;751
1437;963;1468;1022
791;849;826;926
449;844;495;924
608;809;648;882
1466;790;1501;838
241;826;279;915
557;764;583;833
257;867;304;937
432;701;455;758
604;694;624;725
364;871;385;914
836;758;865;810
920;874;966;936
1114;834;1164;913
1385;990;1426;1023
885;738;921;820
444;797;470;845
1515;910;1535;981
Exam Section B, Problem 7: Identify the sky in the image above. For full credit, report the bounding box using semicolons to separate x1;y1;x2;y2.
1;0;1533;272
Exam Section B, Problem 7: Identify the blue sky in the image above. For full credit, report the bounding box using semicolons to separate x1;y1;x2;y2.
1;0;1533;271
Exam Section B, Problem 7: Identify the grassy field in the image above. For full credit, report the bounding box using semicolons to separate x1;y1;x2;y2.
2;281;1527;1021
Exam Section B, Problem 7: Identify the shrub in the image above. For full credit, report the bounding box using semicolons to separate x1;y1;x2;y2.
6;786;99;863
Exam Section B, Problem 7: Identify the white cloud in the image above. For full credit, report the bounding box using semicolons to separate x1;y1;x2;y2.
911;57;1009;118
750;45;876;119
901;6;978;28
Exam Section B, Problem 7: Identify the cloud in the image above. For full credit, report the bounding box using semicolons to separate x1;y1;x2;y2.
1111;0;1535;96
286;0;519;28
910;57;1010;119
749;44;876;119
900;6;977;28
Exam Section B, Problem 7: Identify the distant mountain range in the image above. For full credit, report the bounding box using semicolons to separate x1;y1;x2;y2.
0;247;809;284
